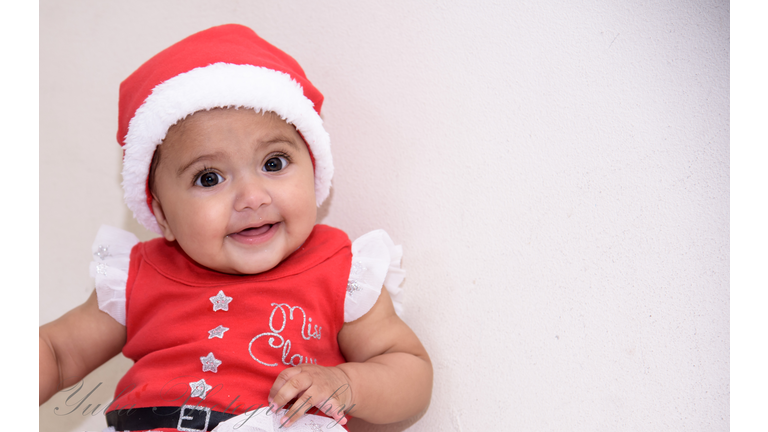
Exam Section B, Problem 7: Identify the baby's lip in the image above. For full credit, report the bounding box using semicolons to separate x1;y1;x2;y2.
226;221;280;244
232;223;273;237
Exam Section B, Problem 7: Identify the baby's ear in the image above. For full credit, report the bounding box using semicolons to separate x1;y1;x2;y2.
151;197;176;242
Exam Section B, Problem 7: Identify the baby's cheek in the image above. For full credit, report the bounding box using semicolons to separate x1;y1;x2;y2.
295;203;317;235
177;205;228;247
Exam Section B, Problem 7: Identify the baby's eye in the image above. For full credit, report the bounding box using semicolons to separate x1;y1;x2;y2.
263;156;289;172
195;171;224;187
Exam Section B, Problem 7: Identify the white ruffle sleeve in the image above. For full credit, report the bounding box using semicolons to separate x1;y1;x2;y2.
344;229;405;323
89;225;139;326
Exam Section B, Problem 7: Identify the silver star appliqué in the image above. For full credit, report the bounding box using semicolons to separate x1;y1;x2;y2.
189;379;213;399
209;290;233;311
200;352;222;373
350;261;366;276
94;245;110;260
208;325;229;339
347;279;361;295
96;263;109;275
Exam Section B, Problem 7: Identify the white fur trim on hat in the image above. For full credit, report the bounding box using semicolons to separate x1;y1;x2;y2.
121;63;332;234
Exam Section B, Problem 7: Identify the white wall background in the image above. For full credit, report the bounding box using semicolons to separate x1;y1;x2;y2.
39;1;729;431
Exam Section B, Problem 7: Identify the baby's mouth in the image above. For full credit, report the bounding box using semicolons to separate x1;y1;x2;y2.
237;224;273;236
226;222;280;245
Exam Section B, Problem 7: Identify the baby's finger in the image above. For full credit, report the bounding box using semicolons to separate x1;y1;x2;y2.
279;393;348;428
267;366;303;405
279;392;315;427
311;398;348;427
268;367;313;411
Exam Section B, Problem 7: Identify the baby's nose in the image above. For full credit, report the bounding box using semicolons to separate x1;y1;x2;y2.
233;175;271;211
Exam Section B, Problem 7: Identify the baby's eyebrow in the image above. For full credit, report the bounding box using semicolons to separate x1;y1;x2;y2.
262;135;302;150
176;152;225;176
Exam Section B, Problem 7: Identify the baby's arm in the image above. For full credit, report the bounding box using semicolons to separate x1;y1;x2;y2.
39;290;126;405
268;288;432;426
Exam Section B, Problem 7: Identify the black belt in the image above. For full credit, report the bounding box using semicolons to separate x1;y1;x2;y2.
106;405;237;431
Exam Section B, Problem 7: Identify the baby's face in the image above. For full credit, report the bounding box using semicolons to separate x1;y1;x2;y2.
151;109;317;274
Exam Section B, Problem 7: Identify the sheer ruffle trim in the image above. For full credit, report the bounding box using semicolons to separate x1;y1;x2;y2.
89;225;139;326
344;229;405;323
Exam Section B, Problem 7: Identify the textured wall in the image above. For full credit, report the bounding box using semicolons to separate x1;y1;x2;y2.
39;1;729;431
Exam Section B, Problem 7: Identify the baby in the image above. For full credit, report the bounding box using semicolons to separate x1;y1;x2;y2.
39;24;432;432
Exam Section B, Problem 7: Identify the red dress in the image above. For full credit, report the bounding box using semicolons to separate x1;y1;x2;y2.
106;224;352;431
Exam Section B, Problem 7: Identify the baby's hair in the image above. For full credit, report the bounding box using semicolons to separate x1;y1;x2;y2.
147;119;186;197
147;146;162;197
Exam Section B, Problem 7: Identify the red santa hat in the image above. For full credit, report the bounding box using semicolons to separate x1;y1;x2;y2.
118;24;332;234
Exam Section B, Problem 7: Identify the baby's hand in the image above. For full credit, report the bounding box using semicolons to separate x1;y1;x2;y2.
267;364;353;428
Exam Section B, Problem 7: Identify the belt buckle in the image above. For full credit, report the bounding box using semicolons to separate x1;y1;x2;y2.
177;404;212;432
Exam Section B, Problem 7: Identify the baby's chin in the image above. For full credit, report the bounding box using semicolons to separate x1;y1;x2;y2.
197;255;284;276
174;224;313;275
186;246;294;276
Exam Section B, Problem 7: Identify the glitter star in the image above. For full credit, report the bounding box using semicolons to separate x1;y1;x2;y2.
209;290;233;311
350;261;366;275
96;263;109;275
347;280;361;295
189;379;213;399
208;325;229;339
200;352;222;373
94;245;110;259
308;420;323;431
